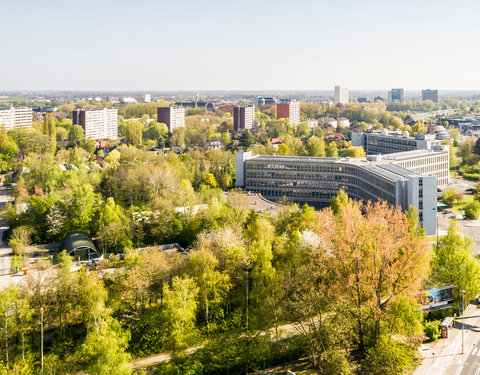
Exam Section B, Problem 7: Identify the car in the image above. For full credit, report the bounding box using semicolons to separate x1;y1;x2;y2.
466;188;473;193
456;214;465;220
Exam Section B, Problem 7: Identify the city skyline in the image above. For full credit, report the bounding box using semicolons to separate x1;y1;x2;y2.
2;0;480;91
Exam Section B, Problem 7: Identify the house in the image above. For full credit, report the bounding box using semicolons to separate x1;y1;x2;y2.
270;138;283;148
337;117;350;128
205;138;222;150
327;133;346;142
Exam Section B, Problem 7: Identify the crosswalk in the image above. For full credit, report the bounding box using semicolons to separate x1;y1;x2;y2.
472;347;480;357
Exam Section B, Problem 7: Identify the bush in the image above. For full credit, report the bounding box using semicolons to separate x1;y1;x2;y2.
321;351;351;375
465;203;480;220
363;335;416;375
424;320;440;342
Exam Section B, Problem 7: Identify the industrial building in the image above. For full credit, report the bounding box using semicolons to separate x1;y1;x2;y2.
236;146;450;236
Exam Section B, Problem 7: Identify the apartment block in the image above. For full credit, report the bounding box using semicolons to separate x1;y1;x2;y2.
276;99;300;124
72;108;118;140
334;86;349;104
0;107;33;130
157;106;186;132
236;147;450;236
233;104;255;132
422;89;439;103
351;130;443;156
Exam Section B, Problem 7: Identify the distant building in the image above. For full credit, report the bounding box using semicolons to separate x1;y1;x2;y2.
373;96;384;102
144;94;152;103
422;89;439;103
358;97;369;103
257;96;277;107
157;106;185;132
276;99;300;124
0;107;32;130
334;86;349;104
337;117;350;128
72;108;118;140
388;88;404;103
233;104;255;132
318;117;338;129
120;97;138;104
303;118;318;128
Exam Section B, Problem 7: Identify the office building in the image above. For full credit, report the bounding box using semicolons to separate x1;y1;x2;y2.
0;107;32;130
72;108;118;140
144;94;152;103
233;104;255;132
388;88;404;103
276;99;300;124
422;89;439;103
157;106;186;132
236;146;450;236
351;130;443;156
334;86;349;104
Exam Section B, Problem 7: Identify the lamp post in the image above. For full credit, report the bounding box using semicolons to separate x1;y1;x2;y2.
462;263;465;355
40;307;44;373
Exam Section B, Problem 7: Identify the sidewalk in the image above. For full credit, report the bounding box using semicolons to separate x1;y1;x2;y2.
414;303;480;375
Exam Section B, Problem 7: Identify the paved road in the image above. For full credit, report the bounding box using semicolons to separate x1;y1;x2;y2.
460;342;480;375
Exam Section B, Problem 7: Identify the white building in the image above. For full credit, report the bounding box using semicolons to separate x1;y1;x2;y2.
334;86;349;104
144;94;152;103
72;108;118;140
0;107;33;130
120;97;138;104
233;104;255;131
277;99;300;124
157;106;185;132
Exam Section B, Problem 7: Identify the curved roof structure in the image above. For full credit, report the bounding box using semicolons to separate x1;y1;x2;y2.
61;231;98;260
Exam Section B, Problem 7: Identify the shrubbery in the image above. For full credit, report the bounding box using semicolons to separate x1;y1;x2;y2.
465;202;480;220
424;320;440;342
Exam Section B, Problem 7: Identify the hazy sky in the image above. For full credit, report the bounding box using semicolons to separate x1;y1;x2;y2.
1;0;480;91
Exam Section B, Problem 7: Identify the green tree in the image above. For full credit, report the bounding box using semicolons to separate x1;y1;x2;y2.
474;137;480;156
239;130;255;149
363;335;415;375
69;184;97;233
278;143;290;156
442;188;463;207
431;221;480;302
126;121;143;147
202;172;218;188
69;125;85;142
326;142;338;157
163;276;199;350
343;146;365;157
43;113;56;149
8;226;32;258
390;116;404;129
305;136;326;157
330;189;351;215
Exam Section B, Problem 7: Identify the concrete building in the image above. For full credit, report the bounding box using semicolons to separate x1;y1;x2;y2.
276;99;300;124
144;94;152;103
422;89;439;103
233;104;255;132
388;88;404;103
236;146;450;235
72;108;118;140
351;130;443;156
120;97;138;104
157;106;186;132
0;107;33;130
257;96;277;107
334;86;349;104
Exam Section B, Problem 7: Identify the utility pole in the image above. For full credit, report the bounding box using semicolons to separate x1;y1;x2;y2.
4;311;8;369
245;270;249;332
462;263;465;355
40;307;44;373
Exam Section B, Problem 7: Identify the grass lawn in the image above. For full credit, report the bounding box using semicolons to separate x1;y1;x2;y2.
450;194;475;214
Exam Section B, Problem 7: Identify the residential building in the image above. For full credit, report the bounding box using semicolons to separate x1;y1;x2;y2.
236;146;450;236
388;88;404;102
351;130;443;156
318;117;338;129
334;86;349;104
276;99;300;124
337;117;350;128
233;104;255;132
205;138;222;150
0;107;32;130
72;108;118;140
157;106;186;132
144;94;152;103
422;89;439;103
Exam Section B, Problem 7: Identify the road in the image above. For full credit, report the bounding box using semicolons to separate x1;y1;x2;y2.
460;342;480;375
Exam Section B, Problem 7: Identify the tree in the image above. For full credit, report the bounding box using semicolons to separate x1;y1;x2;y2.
163;276;199;350
143;122;168;146
305;136;326;157
343;146;365;157
278;143;290;156
8;226;32;258
316;201;429;349
326;142;338;157
363;335;415;375
442;188;463;207
474;137;480;156
465;202;480;220
390;116;404;129
69;125;85;142
43;113;56;149
126;121;143;147
68;184;96;233
0;124;8;150
330;189;351;215
202;172;218;188
431;221;480;302
239;130;255;149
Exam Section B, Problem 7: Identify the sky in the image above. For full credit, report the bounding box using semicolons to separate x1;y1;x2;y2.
1;0;480;91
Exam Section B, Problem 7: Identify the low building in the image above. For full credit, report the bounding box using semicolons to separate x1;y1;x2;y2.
337;117;350;128
205;138;222;150
318;117;338;128
61;231;99;261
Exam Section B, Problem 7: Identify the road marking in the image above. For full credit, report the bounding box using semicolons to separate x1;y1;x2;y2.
473;348;479;356
474;368;480;375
